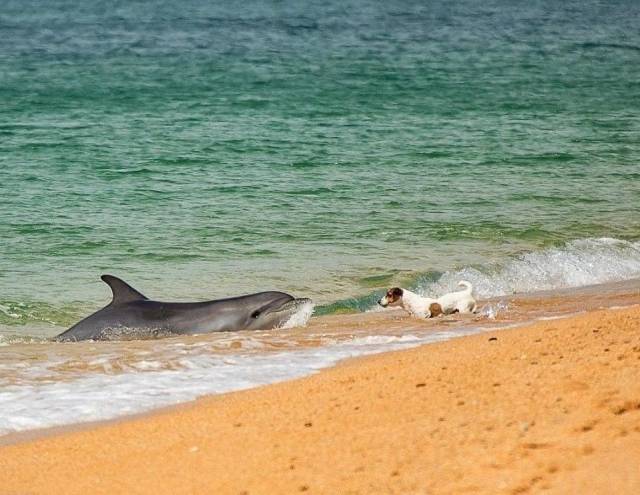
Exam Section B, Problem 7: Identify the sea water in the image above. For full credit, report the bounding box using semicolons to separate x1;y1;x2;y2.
1;0;639;435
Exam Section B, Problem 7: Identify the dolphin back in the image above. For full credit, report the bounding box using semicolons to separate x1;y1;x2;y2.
56;275;150;341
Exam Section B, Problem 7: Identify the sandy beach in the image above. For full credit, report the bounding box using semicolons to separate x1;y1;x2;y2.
1;301;639;494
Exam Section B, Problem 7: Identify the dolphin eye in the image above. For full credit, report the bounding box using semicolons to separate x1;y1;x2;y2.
251;310;260;318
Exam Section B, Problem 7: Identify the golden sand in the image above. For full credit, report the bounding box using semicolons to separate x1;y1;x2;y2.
1;305;639;494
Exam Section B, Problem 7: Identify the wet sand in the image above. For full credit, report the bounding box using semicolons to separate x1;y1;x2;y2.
1;294;639;494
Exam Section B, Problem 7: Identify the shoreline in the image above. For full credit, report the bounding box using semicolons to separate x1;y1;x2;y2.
0;313;514;448
1;299;639;493
0;279;638;447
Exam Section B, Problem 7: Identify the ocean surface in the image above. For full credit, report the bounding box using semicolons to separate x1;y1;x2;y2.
1;0;640;435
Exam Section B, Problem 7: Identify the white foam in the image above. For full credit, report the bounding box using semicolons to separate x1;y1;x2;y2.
0;304;21;319
0;328;480;436
607;304;639;311
131;361;163;371
420;238;640;298
479;301;509;320
537;312;585;321
280;300;315;329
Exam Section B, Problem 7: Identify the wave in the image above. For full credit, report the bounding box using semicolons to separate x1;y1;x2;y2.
0;301;81;328
420;238;640;299
2;238;639;328
314;237;640;314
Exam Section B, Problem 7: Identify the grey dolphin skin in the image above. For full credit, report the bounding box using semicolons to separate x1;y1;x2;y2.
56;275;313;342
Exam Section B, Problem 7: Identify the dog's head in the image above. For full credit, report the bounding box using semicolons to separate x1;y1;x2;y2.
378;287;403;307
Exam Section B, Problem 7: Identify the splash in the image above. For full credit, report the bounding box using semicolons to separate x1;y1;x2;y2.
419;238;640;298
280;300;315;329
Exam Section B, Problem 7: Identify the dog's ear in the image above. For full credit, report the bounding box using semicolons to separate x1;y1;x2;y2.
391;287;403;297
429;302;443;317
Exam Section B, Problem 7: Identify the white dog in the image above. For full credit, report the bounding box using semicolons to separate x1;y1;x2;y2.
378;281;477;318
435;280;477;315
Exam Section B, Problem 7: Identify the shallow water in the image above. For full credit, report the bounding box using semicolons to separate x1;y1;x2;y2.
1;279;638;437
0;324;479;435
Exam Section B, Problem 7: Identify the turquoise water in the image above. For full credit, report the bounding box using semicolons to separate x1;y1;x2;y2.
1;0;640;334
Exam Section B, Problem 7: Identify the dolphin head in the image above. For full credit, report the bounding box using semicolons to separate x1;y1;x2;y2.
242;292;314;330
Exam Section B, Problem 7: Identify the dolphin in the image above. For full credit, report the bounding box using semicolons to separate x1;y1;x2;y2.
55;275;313;342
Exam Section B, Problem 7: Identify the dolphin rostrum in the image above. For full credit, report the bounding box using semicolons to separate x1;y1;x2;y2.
55;275;313;342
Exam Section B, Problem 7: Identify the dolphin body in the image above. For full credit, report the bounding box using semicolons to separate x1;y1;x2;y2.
56;275;313;342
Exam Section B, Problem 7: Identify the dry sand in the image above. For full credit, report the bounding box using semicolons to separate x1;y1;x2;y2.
1;305;639;494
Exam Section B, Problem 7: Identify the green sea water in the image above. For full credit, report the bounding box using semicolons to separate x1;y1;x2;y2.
1;0;640;333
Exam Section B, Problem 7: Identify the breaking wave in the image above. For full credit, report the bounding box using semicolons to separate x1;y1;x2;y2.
420;238;640;298
313;237;640;314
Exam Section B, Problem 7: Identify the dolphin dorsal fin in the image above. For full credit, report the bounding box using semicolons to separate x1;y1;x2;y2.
101;275;148;305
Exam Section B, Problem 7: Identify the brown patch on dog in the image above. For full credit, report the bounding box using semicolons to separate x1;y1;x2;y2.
386;288;403;304
429;302;443;317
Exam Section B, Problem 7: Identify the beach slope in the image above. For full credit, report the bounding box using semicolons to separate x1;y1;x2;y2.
1;306;639;494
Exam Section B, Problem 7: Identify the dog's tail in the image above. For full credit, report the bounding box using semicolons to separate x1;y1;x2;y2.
458;280;473;293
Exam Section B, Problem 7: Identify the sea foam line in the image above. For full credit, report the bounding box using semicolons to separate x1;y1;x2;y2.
0;328;479;436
